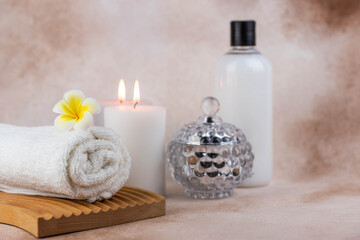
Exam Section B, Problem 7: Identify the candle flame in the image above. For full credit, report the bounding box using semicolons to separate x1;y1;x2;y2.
133;80;140;103
118;79;126;103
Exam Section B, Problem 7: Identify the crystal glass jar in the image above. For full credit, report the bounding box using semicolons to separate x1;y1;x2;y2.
166;97;254;199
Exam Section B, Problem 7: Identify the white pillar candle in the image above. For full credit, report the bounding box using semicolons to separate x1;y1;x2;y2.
103;80;166;195
94;99;151;126
104;105;166;195
94;100;119;127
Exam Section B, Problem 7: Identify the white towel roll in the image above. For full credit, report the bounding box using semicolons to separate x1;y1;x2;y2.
0;124;131;202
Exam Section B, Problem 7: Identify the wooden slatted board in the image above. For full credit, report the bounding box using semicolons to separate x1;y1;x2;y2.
0;186;166;238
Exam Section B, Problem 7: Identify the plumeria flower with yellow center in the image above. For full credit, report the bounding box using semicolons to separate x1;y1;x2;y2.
53;90;101;132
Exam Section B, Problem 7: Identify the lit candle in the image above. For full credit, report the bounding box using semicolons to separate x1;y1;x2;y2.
118;79;126;104
94;79;151;126
104;80;166;195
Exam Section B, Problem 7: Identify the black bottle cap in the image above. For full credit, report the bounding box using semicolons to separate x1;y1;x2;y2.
230;20;256;46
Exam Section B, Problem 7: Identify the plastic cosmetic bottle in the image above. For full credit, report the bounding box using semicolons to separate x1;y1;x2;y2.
215;20;272;187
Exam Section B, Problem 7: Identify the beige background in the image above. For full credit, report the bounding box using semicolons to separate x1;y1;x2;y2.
1;0;360;183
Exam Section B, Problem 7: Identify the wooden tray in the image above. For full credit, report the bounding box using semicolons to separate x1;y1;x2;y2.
0;186;166;238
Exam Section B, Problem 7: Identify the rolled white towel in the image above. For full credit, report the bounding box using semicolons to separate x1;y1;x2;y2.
0;124;131;202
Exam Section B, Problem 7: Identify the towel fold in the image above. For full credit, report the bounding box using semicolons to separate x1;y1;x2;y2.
0;124;131;202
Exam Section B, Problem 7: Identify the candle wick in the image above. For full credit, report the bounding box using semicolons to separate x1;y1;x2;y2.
133;102;139;109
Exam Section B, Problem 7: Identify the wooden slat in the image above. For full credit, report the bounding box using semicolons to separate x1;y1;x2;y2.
0;186;166;238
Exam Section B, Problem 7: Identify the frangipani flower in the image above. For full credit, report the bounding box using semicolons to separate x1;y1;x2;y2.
53;90;101;132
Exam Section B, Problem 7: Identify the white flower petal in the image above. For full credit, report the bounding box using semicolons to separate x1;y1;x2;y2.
81;98;101;115
64;90;85;113
54;114;76;132
53;99;75;116
73;111;93;131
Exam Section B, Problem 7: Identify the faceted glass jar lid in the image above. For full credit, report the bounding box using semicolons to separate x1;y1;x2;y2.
172;97;247;146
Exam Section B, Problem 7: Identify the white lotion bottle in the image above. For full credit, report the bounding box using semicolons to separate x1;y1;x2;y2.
215;20;272;187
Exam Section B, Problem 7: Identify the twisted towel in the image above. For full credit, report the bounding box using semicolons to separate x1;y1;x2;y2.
0;124;131;202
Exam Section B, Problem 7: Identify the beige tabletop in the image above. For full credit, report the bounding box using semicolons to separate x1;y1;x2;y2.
1;175;359;240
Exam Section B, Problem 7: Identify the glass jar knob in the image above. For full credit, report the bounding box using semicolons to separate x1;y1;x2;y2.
201;96;220;116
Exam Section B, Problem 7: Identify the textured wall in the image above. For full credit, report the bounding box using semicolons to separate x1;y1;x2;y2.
1;0;359;179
